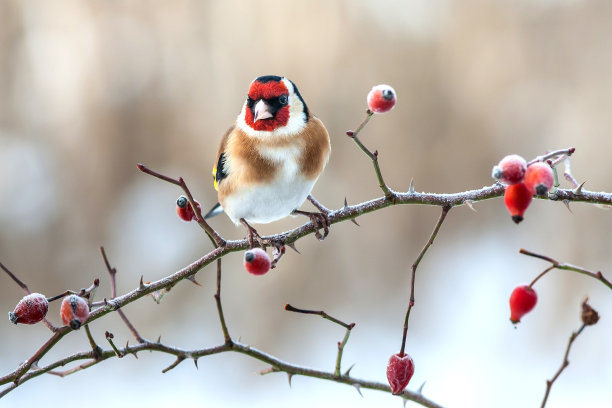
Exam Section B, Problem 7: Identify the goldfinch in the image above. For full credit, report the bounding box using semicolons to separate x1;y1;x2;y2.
205;75;331;246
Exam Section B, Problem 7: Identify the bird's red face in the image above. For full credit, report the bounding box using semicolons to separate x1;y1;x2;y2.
244;78;291;132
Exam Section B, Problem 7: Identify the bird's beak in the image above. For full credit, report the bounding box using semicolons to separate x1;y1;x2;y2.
253;100;274;122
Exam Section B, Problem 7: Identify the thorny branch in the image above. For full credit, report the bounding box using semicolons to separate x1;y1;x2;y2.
2;101;611;408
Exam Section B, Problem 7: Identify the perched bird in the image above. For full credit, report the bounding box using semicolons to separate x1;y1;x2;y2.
205;75;331;246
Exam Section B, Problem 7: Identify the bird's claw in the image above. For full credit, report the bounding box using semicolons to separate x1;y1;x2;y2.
294;210;330;241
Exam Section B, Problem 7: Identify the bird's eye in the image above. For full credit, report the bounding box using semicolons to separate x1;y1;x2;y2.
278;95;288;105
246;96;255;107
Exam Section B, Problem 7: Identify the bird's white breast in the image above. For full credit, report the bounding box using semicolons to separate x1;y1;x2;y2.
222;144;317;225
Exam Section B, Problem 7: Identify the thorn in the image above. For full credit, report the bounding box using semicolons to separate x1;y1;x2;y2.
344;363;356;377
573;181;586;195
344;197;348;208
409;178;415;193
417;381;427;394
139;276;145;289
157;334;162;343
464;200;477;212
402;398;408;408
287;373;293;388
350;218;360;227
287;242;300;254
563;200;573;214
186;275;202;286
193;359;198;369
373;150;379;158
352;383;363;397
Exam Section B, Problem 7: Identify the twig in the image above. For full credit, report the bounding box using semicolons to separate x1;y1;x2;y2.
0;262;30;293
284;304;354;330
284;303;355;377
563;156;580;188
214;258;232;344
100;246;145;343
400;206;451;356
527;147;575;166
346;111;394;198
540;324;586;408
136;163;225;246
519;249;612;290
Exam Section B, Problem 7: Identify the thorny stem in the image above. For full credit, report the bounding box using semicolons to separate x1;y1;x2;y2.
100;246;144;343
0;339;445;408
540;324;587;408
520;249;612;290
335;325;354;377
3;156;612;404
347;111;394;198
400;206;451;356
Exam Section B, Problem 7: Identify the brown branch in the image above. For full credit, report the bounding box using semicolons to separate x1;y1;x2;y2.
400;205;451;355
214;258;231;344
284;304;354;330
136;163;225;246
0;337;444;407
284;303;355;377
100;246;145;343
540;324;586;408
3;161;612;404
346;110;394;198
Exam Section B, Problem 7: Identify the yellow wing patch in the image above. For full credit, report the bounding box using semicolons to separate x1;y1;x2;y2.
212;166;219;191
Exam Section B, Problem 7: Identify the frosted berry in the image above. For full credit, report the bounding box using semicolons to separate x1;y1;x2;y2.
492;155;527;185
386;353;415;395
509;285;537;324
8;293;49;325
60;295;90;330
244;248;271;276
176;195;201;222
524;162;554;196
367;84;396;114
504;182;532;224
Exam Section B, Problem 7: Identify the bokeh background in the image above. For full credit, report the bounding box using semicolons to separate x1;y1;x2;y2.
1;1;611;407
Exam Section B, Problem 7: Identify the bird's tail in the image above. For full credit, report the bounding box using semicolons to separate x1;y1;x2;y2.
203;202;224;219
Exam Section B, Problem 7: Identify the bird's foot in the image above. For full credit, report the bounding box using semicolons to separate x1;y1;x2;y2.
240;218;266;249
292;209;330;241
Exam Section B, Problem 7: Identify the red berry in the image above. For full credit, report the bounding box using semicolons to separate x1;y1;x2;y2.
60;295;90;330
504;182;532;224
8;293;49;325
524;162;554;196
386;353;415;395
367;84;396;114
243;248;271;276
176;195;201;222
509;285;537;324
492;154;527;185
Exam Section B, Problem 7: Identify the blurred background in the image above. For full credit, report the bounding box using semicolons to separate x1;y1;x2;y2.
1;0;611;407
